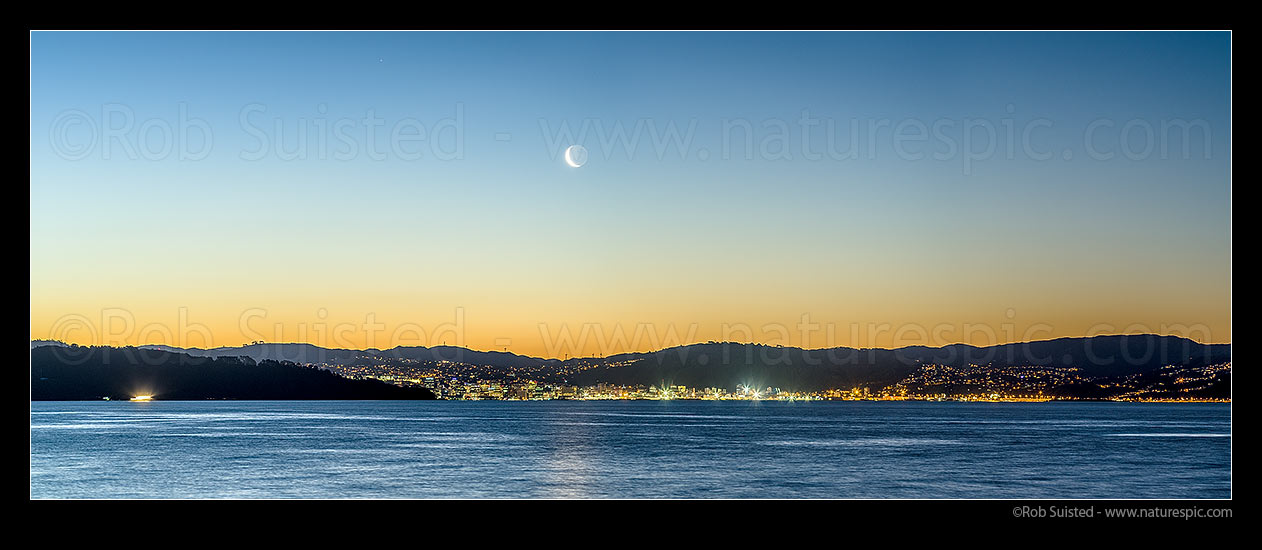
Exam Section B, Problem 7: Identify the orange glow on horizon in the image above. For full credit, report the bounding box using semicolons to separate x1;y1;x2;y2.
30;305;1231;360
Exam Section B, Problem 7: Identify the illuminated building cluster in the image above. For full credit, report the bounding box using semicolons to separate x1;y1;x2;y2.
313;356;1230;403
1105;362;1232;402
890;363;1086;401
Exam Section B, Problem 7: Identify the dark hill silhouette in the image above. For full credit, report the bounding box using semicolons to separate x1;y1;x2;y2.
31;346;435;401
569;342;921;391
568;335;1229;391
33;334;1229;394
382;346;565;368
887;334;1229;376
131;342;564;369
136;343;365;365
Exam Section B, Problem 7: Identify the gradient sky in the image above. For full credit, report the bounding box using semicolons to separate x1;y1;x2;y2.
29;31;1231;357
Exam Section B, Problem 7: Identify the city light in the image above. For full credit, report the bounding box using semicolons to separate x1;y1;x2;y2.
313;356;1229;403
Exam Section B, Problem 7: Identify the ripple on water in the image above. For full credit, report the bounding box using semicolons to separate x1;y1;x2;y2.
760;437;962;447
1107;433;1231;438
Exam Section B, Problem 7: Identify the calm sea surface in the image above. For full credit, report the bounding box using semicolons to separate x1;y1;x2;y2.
30;400;1231;499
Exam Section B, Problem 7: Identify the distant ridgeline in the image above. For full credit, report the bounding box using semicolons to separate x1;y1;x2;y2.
567;335;1231;393
30;345;436;401
30;334;1229;399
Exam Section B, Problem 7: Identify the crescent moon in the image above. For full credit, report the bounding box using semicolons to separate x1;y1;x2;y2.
564;145;585;168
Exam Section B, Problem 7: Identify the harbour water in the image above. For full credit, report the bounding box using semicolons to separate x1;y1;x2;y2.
30;400;1231;499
